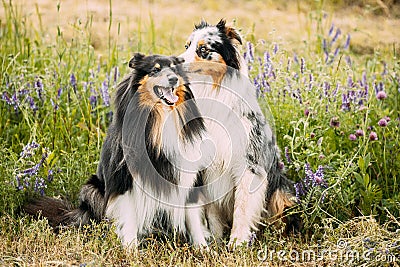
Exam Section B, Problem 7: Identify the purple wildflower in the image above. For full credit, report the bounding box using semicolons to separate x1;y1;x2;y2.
347;75;354;88
322;39;328;53
314;166;326;186
355;129;364;136
50;99;59;111
300;58;305;74
378;118;388;127
349;134;357;141
113;66;119;83
57;87;63;98
330;117;340;128
20;142;40;158
369;131;378;141
361;71;367;86
18;89;29;96
333;83;339;98
379;81;385;92
293;53;299;64
341;93;350;111
70;73;77;88
287;58;291;72
27;96;38;113
101;80;110;107
47;169;54;182
324;50;329;63
2;91;12;105
35;78;44;101
310;132;316;138
284;147;291;163
89;94;97;107
253;77;261;94
246;42;254;63
328;23;334;36
376;91;387;100
294;164;327;203
15;174;24;190
323;82;330;98
331;28;341;44
343;34;351;49
11;93;19;110
308;74;313;90
273;43;278;54
373;82;379;95
21;163;40;176
264;51;270;63
294;183;305;203
345;56;352;67
304;108;310;117
333;47;340;59
34;177;46;196
271;70;276;80
248;232;257;247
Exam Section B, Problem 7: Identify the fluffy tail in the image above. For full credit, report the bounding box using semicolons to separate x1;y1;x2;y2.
265;155;302;234
23;174;105;229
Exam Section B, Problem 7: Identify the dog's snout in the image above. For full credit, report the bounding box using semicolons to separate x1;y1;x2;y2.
168;75;178;86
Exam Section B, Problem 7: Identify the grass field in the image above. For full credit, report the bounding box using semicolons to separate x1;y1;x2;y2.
1;0;400;266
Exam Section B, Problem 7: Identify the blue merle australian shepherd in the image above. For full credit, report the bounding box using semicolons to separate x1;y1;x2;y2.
180;19;300;248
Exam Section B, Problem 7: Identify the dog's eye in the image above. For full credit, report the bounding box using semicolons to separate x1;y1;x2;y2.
198;46;210;59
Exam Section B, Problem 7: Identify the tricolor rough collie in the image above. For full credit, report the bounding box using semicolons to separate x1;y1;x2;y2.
24;54;211;248
179;19;300;247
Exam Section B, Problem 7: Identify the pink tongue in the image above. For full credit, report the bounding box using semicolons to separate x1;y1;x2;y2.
163;88;179;103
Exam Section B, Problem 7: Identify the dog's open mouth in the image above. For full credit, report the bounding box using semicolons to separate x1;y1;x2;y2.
153;85;179;106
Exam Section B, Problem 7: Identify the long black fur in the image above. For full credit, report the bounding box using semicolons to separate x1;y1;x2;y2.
24;54;205;236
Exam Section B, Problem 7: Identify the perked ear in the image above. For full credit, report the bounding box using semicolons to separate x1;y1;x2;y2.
128;53;146;69
216;19;242;46
225;26;242;45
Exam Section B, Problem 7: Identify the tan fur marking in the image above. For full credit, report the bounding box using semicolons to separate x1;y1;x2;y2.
139;75;149;85
267;189;295;227
174;81;187;107
191;57;227;90
197;39;206;47
137;78;164;156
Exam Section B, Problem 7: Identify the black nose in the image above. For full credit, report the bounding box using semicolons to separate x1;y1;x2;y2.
168;75;178;86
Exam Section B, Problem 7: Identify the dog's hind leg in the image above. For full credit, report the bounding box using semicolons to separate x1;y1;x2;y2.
106;191;138;248
228;169;267;248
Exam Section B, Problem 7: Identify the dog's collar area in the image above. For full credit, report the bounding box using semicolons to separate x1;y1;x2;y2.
153;85;179;106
